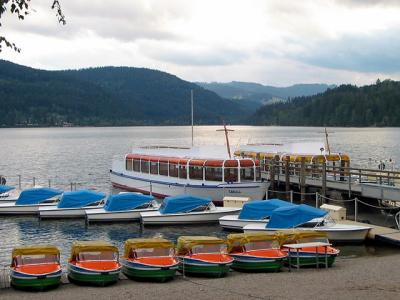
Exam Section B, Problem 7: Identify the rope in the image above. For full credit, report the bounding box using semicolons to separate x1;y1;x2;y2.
356;199;400;210
318;194;356;203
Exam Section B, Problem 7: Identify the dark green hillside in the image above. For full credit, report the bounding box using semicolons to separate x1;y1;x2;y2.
253;80;400;126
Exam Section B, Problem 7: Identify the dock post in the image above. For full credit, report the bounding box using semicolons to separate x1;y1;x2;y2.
33;177;36;187
70;182;73;191
322;162;327;197
354;197;358;222
18;175;21;190
290;190;293;203
300;158;306;203
48;179;51;188
285;159;290;200
315;192;319;208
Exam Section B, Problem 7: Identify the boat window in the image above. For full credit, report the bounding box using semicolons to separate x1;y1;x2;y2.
189;166;203;180
224;168;238;183
179;165;187;179
78;251;117;261
126;159;133;171
150;161;158;175
141;159;149;173
192;244;227;254
132;248;173;258
159;162;169;176
16;254;59;266
133;160;140;172
188;205;208;212
240;167;254;181
205;167;223;182
255;166;261;181
169;163;178;177
244;240;279;251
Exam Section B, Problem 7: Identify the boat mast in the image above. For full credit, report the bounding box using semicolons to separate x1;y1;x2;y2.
217;121;234;158
191;89;194;147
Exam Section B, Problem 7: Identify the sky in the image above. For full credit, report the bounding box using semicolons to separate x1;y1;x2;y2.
1;0;400;86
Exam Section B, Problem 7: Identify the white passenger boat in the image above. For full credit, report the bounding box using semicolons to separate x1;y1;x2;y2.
140;195;241;225
85;192;159;223
110;145;268;203
243;204;371;243
39;190;106;219
0;187;63;215
219;199;294;230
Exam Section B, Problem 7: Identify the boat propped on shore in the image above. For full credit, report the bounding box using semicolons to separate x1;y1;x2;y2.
0;187;63;215
10;245;62;290
111;145;268;202
39;190;106;219
85;193;158;223
121;238;179;282
140;194;241;225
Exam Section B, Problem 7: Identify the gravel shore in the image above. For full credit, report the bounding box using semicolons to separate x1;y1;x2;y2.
2;253;400;300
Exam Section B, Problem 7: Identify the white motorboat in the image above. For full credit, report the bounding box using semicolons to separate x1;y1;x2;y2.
39;189;106;219
243;204;371;243
85;192;159;223
0;187;63;215
219;199;294;230
140;194;241;225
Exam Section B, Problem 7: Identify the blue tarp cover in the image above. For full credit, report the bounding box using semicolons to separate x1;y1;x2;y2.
15;187;63;205
104;193;155;212
159;194;212;214
266;204;328;229
57;190;106;208
238;199;295;220
0;185;15;194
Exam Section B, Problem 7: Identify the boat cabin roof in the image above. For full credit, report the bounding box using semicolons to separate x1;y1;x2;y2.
227;232;279;251
176;236;227;255
124;238;173;256
12;244;60;257
70;241;118;256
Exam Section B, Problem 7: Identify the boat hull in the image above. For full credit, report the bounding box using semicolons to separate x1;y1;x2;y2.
121;259;178;282
229;254;285;272
67;263;121;286
0;203;56;215
85;207;157;223
110;169;268;203
10;269;62;290
219;215;268;231
140;208;241;225
39;206;103;219
178;257;232;277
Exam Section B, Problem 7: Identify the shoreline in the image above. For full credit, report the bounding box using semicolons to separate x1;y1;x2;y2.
2;253;400;300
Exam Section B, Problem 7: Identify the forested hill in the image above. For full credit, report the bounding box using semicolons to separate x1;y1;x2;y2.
252;80;400;126
0;60;252;127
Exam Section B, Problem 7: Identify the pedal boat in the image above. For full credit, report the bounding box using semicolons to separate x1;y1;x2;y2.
85;193;158;223
10;245;62;290
176;236;233;277
278;230;340;267
121;238;179;282
0;187;63;215
227;232;287;272
140;194;240;225
67;241;121;286
219;199;294;230
39;189;106;219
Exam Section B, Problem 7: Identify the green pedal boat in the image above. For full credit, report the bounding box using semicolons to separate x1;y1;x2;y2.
10;245;62;291
67;240;121;286
121;238;179;282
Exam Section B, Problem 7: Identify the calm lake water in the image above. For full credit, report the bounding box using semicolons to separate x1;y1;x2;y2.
0;126;399;266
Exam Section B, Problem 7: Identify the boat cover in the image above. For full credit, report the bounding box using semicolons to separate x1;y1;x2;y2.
70;241;118;259
12;244;60;258
15;187;63;205
176;236;226;255
238;199;295;220
159;194;211;214
124;238;173;257
0;185;15;194
104;193;154;212
57;190;106;208
266;204;328;229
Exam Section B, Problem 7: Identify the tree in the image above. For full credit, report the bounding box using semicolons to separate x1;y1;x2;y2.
0;0;65;52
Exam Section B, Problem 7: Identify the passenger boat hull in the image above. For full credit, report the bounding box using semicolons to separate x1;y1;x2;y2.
85;207;157;223
67;263;121;286
140;208;241;225
229;254;286;272
121;259;178;282
10;269;62;290
219;215;268;231
110;170;268;203
178;256;232;277
39;206;103;219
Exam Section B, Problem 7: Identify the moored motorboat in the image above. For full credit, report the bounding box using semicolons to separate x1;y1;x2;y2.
227;232;287;272
39;189;106;219
0;185;20;202
0;187;63;215
85;193;158;223
243;204;371;243
140;194;241;225
121;238;179;282
10;245;62;290
219;199;295;230
277;230;340;267
67;241;121;286
176;236;233;277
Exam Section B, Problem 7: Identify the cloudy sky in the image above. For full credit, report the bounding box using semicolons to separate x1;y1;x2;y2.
1;0;400;86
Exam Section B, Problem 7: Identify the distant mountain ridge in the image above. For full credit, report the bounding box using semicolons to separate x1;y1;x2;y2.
0;60;253;127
